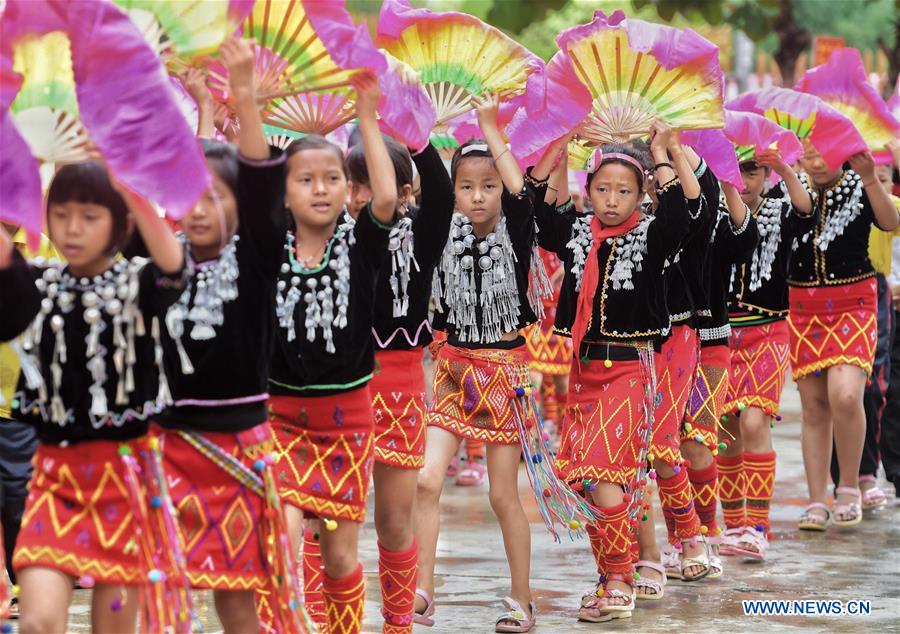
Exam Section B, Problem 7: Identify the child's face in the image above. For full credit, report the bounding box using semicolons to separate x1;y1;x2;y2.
454;157;503;234
179;171;238;258
48;201;115;273
875;164;892;189
348;180;372;220
588;163;641;227
739;164;768;206
285;149;348;230
798;142;842;187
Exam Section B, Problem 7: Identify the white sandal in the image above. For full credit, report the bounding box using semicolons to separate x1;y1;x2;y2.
634;560;667;600
680;535;711;581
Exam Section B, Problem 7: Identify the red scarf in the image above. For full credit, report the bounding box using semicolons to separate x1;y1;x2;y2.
571;211;642;361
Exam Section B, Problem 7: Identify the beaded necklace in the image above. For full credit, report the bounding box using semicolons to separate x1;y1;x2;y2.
275;216;354;353
14;257;170;428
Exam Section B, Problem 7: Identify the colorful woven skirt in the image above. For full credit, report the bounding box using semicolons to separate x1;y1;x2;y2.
788;278;877;380
682;345;730;448
269;388;374;523
158;425;271;591
427;344;529;445
652;325;699;465
370;349;427;470
524;309;572;376
13;440;143;583
725;320;790;417
557;348;655;487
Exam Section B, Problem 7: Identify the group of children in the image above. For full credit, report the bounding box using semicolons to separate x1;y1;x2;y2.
2;25;899;634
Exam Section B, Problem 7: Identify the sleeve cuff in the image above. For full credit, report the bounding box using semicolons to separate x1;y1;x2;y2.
238;147;286;167
729;205;752;235
367;203;398;230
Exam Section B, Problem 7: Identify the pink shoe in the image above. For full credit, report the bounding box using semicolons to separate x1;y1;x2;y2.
719;527;744;556
414;589;435;626
455;460;486;486
860;475;887;510
495;596;536;632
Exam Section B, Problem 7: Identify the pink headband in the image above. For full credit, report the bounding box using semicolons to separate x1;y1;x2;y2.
586;149;646;175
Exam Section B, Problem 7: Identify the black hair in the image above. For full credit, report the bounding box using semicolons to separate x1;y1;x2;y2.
450;138;495;184
346;134;413;192
585;142;650;193
200;138;239;197
739;159;770;174
46;161;130;256
285;134;348;178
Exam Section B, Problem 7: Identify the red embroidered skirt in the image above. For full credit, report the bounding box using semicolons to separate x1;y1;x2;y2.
158;425;271;591
788;278;877;380
726;320;790;417
652;325;698;465
682;345;730;447
524;304;572;376
427;344;528;445
558;353;653;486
269;388;374;523
370;349;427;469
13;440;143;584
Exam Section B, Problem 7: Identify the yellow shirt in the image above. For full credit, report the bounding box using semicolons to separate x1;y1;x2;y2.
0;230;60;419
867;195;900;277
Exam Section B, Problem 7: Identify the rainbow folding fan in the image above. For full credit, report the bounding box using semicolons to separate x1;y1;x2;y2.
375;0;546;126
113;0;253;60
0;0;209;247
508;10;724;162
209;0;434;148
795;47;900;157
8;31;96;166
728;87;867;170
681;109;804;189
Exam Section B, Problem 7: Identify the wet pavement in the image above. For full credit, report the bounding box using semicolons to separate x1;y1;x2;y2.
19;381;900;632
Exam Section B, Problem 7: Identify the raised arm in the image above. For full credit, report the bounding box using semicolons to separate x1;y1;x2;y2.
472;92;523;193
179;67;216;140
220;37;268;161
850;151;900;231
650;121;700;199
352;71;397;225
722;182;748;229
756;148;812;214
114;183;183;275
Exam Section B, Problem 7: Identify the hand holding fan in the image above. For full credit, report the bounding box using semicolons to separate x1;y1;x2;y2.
113;0;253;61
728;87;867;170
681;109;804;189
1;0;209;248
794;48;900;160
375;0;545;126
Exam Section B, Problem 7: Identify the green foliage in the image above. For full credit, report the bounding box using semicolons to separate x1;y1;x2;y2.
633;0;896;51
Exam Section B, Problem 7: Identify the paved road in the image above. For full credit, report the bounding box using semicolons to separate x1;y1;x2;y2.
25;382;900;632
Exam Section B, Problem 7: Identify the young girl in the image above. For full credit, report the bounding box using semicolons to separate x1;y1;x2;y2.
267;71;398;634
635;148;713;593
681;171;760;578
0;164;184;633
719;151;811;560
413;93;554;632
347;134;454;632
152;38;306;633
790;146;899;530
533;123;702;621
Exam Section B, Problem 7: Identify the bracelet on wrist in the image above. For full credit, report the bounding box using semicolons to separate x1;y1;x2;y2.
653;162;674;171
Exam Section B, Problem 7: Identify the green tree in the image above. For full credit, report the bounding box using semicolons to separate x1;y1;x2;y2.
634;0;898;93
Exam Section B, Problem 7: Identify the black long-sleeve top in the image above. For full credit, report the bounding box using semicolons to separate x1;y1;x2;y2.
156;152;287;432
788;170;883;287
728;187;794;325
665;161;719;325
536;178;701;343
431;182;545;347
269;205;394;396
0;251;183;445
373;144;454;350
699;202;759;347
